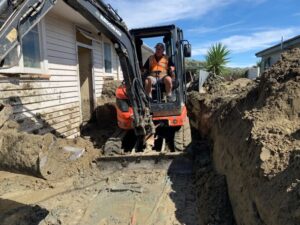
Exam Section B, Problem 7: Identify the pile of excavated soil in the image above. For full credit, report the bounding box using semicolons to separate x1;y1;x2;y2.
188;78;256;136
82;80;121;149
96;79;122;106
188;48;300;225
94;80;120;128
101;80;122;99
0;104;100;180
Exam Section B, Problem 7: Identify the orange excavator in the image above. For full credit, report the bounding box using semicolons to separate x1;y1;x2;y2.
0;0;192;172
104;25;192;157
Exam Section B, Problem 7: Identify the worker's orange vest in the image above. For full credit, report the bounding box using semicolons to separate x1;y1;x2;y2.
149;55;169;78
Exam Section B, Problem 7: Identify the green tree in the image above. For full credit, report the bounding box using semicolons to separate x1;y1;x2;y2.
204;43;230;75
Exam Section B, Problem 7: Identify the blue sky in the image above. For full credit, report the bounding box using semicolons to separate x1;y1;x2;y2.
105;0;300;68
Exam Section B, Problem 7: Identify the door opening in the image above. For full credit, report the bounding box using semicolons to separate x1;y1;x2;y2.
78;46;93;122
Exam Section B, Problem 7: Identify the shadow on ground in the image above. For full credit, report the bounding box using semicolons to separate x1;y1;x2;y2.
0;198;48;225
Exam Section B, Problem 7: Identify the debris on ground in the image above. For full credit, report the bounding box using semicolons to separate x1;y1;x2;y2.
188;48;300;225
0;160;199;225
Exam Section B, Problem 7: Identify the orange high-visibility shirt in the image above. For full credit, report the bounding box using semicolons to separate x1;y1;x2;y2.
149;55;169;77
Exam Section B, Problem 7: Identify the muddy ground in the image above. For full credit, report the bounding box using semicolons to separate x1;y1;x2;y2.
0;79;202;225
0;160;199;225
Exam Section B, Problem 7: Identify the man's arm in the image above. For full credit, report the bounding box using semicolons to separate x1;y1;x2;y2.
142;58;150;79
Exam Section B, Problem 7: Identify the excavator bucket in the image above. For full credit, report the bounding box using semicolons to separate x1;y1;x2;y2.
98;125;193;174
97;152;194;175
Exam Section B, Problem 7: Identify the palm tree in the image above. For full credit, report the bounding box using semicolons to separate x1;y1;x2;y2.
204;43;230;75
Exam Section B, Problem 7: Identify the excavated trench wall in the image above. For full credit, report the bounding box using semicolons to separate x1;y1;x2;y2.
188;49;300;225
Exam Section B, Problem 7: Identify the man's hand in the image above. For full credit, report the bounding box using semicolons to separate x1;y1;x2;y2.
169;66;175;79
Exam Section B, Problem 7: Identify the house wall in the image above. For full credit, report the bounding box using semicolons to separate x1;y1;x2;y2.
0;12;123;138
247;67;260;80
141;45;154;65
261;52;281;72
260;42;300;72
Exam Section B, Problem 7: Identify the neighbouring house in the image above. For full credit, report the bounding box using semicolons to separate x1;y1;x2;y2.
0;0;136;138
256;35;300;72
246;67;260;80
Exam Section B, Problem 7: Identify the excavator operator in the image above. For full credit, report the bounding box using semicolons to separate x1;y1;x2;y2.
143;43;176;102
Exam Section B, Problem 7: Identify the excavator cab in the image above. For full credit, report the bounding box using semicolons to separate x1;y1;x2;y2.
111;25;192;154
132;25;191;106
132;25;191;124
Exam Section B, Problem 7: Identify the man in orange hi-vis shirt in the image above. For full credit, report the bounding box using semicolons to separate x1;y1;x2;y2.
143;43;175;102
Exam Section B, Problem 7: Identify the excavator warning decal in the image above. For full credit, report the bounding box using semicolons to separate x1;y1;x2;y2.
99;14;122;37
6;28;17;43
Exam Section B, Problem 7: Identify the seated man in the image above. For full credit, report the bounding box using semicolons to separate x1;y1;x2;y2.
143;43;175;102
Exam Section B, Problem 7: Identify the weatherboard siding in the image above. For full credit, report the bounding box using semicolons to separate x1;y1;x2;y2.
45;15;81;138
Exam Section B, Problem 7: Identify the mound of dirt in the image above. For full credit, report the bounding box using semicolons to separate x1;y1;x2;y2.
188;77;256;136
101;80;122;98
94;79;120;129
188;48;300;225
0;104;100;180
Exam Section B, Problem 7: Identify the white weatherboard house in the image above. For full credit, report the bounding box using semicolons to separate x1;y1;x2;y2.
0;0;126;138
256;35;300;72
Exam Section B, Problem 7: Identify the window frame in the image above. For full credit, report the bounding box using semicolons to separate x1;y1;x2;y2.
0;20;48;74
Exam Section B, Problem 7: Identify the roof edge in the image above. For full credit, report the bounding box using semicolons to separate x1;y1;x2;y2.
256;34;300;57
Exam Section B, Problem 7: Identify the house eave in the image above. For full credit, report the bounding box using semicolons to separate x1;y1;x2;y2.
256;35;300;57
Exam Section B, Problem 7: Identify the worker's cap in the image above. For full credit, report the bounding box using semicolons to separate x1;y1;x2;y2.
155;43;165;50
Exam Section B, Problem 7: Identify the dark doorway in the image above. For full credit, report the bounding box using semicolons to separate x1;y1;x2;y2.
78;46;94;122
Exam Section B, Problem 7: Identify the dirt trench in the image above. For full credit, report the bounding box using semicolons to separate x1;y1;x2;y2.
188;49;300;225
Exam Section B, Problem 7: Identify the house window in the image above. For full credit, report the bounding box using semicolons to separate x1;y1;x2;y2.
104;43;112;73
1;24;45;73
263;57;271;70
22;25;41;68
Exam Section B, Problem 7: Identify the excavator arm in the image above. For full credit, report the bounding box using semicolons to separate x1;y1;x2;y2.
0;0;153;139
